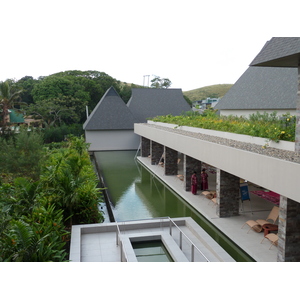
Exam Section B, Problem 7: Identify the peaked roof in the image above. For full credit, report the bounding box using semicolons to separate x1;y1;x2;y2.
214;67;298;110
9;109;25;123
250;37;300;67
127;88;191;123
83;87;137;130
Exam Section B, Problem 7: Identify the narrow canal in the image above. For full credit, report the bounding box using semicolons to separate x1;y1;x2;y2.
94;150;254;262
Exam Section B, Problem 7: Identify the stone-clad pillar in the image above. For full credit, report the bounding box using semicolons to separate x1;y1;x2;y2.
140;137;150;157
278;196;300;262
164;146;178;175
296;67;300;154
184;155;201;192
216;169;240;217
150;141;164;165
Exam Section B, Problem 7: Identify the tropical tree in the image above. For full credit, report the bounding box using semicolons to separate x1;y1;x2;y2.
0;79;24;127
30;71;122;120
26;95;86;128
16;76;38;105
150;76;172;89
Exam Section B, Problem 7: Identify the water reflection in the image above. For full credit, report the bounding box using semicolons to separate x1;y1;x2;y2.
94;150;254;261
95;150;193;221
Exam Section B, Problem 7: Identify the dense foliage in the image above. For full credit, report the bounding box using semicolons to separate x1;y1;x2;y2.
0;71;147;142
0;129;44;180
151;110;296;142
0;79;24;127
0;133;104;261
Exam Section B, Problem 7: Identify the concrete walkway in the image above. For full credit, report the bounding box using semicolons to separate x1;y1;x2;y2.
137;156;278;262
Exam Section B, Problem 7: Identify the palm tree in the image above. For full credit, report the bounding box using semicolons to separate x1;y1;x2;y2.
0;79;23;127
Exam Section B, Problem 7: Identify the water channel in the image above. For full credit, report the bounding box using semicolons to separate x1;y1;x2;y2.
94;150;254;262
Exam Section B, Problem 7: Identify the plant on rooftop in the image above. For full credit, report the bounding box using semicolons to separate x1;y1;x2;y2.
150;110;296;142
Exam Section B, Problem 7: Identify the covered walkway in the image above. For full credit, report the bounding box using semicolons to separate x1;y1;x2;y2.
137;156;278;262
135;122;300;262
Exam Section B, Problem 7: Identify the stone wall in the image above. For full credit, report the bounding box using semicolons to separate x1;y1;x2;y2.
151;141;164;165
278;196;300;262
164;147;178;175
141;136;150;157
216;169;240;217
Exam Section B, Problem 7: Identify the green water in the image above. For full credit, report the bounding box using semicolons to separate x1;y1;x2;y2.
94;150;254;262
132;240;174;262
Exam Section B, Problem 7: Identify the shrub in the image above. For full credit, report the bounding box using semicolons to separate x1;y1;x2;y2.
0;129;44;180
151;111;296;142
43;124;84;143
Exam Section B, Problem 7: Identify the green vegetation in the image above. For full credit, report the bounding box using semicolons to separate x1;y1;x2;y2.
0;79;24;128
0;129;44;180
0;133;104;261
183;84;233;102
0;71;147;142
151;110;296;142
150;76;172;89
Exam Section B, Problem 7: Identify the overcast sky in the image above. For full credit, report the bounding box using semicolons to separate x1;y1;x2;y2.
1;0;299;91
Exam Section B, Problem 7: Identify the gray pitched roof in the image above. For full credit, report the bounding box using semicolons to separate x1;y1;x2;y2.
214;67;297;110
127;88;191;123
250;37;300;67
83;86;137;130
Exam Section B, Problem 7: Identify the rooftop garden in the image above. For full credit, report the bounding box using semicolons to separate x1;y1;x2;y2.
150;110;296;143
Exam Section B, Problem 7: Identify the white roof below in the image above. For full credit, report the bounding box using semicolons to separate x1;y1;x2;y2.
69;217;235;262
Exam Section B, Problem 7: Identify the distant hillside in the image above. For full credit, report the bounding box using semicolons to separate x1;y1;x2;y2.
183;84;233;102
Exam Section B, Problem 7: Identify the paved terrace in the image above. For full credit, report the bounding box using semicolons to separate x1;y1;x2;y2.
69;217;235;262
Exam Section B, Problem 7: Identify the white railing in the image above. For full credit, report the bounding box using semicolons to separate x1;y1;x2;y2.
115;217;210;262
115;221;128;262
167;217;210;262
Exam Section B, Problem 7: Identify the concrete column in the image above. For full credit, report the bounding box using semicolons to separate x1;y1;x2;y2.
150;141;163;165
184;155;201;192
278;196;300;262
140;136;150;157
216;169;240;217
164;146;178;175
296;67;300;154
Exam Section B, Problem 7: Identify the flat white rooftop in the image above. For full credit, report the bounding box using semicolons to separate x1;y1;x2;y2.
69;217;235;262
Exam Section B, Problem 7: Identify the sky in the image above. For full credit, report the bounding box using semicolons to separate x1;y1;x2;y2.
1;0;299;91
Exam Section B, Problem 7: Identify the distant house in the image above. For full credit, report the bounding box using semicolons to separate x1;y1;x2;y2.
83;87;191;151
214;66;298;117
8;109;25;124
192;97;220;112
127;88;191;123
5;109;42;130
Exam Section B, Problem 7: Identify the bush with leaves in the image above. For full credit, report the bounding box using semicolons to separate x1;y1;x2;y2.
39;135;104;226
0;179;68;262
0;129;44;181
0;134;104;261
43;123;84;144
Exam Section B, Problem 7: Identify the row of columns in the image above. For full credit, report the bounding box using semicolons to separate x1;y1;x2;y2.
141;137;241;218
140;136;300;261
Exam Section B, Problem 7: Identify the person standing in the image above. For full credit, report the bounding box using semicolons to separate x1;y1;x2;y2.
201;168;209;190
191;171;198;195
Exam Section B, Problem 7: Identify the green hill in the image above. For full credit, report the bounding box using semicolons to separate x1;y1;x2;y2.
183;84;233;102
